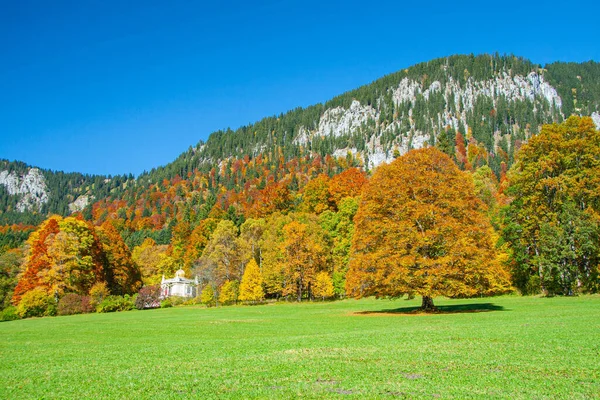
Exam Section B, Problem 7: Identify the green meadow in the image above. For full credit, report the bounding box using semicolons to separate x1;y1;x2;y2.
1;295;599;399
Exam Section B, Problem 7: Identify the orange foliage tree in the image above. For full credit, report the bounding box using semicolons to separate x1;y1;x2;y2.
346;147;511;310
12;216;61;304
328;168;368;207
97;221;142;295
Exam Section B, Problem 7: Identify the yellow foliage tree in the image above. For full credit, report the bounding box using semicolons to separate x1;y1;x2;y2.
131;238;174;285
200;284;215;307
218;280;239;305
259;213;290;297
238;259;264;302
312;271;334;300
281;220;327;301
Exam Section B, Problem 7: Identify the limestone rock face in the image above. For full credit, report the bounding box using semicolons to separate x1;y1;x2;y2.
317;100;379;138
592;112;600;130
0;168;49;212
293;71;565;170
68;195;94;213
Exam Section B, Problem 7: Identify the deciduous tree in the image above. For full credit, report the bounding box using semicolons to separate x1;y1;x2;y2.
313;271;334;300
194;220;250;303
238;259;264;302
300;174;332;214
97;221;142;295
346;147;511;310
328;168;367;207
281;220;327;301
504;117;600;295
218;280;239;305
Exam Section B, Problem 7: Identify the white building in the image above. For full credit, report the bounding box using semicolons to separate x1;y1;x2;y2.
160;269;198;298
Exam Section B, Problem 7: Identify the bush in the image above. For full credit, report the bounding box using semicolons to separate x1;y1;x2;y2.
16;288;56;318
160;298;172;308
58;294;94;316
135;285;161;310
182;297;200;306
96;295;136;313
169;296;186;306
1;306;19;322
89;282;110;308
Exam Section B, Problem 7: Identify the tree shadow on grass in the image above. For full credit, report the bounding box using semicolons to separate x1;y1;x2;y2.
355;303;506;316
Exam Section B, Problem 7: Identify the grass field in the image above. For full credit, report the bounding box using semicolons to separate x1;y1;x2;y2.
1;295;599;399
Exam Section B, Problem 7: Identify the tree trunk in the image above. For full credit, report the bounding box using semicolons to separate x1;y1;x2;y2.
420;296;436;312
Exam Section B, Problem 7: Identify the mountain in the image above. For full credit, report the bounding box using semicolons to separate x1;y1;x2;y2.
2;54;600;228
0;160;134;225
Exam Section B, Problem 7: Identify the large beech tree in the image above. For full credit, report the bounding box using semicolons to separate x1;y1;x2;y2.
346;147;511;310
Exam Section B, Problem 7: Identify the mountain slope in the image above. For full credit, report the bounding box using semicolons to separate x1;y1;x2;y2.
2;54;600;227
143;54;600;182
0;160;134;225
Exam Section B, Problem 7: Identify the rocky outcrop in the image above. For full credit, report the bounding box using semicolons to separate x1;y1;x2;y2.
68;195;94;213
592;112;600;130
293;70;566;169
317;100;379;138
0;168;49;212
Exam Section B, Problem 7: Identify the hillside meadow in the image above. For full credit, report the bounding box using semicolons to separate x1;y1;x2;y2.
1;295;599;399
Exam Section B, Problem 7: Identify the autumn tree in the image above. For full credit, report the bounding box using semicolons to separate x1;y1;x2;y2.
12;216;61;304
300;174;332;214
13;216;111;303
131;238;175;285
503;117;600;295
0;248;23;310
328;168;368;208
318;197;359;296
238;258;264;302
346;147;511;311
97;221;141;295
200;284;215;307
471;165;499;212
250;182;292;218
259;213;291;297
240;218;266;265
281;219;327;301
218;280;239;305
43;217;106;297
183;218;218;269
313;271;334;300
193;220;250;303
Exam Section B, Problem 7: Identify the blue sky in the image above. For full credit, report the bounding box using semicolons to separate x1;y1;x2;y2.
1;0;599;176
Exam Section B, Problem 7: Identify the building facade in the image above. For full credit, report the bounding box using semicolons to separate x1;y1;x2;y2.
160;269;198;298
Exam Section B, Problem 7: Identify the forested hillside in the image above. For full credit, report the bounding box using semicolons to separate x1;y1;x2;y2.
2;54;600;229
0;160;134;225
